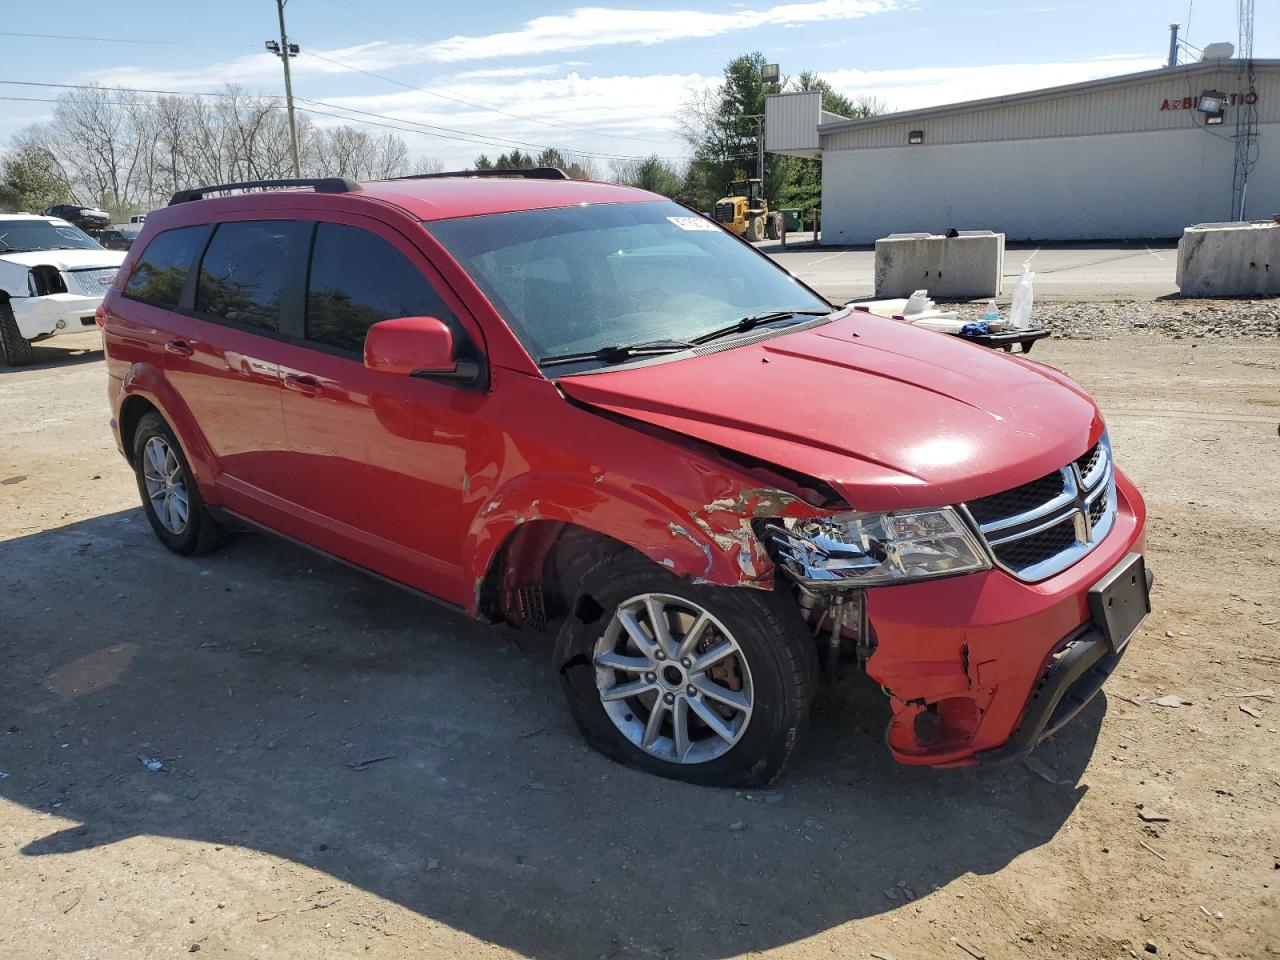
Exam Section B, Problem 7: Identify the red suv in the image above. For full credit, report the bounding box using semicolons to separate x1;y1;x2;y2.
101;171;1150;786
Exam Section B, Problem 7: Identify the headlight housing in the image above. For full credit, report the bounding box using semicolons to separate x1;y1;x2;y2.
765;507;991;587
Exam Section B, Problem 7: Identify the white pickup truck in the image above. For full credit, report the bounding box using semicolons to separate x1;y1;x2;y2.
0;213;126;366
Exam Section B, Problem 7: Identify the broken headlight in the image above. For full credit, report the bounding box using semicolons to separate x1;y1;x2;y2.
765;507;990;587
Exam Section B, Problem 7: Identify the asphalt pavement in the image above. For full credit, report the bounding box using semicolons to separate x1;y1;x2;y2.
763;239;1180;304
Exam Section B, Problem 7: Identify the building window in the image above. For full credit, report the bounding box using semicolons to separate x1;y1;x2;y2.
908;130;925;145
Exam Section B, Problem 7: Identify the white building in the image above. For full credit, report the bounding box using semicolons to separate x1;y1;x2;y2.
765;57;1280;243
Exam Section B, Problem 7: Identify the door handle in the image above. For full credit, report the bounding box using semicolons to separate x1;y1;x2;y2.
284;373;323;397
164;338;194;358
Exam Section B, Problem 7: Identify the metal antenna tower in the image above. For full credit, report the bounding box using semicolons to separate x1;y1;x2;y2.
1231;0;1257;220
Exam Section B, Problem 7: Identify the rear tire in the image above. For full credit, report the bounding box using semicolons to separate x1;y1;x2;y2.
766;213;782;241
0;301;34;366
555;552;818;787
132;412;228;556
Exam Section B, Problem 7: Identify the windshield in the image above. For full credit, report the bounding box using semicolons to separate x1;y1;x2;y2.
426;201;829;364
0;219;102;253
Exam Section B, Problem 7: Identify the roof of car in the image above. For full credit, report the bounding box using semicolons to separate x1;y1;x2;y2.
0;213;60;222
355;176;662;221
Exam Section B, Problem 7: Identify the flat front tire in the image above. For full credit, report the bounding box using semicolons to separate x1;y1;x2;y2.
555;552;818;787
132;412;227;556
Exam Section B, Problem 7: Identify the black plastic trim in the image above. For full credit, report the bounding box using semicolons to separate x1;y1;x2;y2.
400;167;568;181
977;566;1154;767
169;177;361;205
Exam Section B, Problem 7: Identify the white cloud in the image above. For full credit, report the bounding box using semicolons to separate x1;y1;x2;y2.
820;55;1166;114
452;64;569;81
409;1;897;62
65;47;1172;175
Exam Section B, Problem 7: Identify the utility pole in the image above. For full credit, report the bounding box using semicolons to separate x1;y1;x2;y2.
266;0;302;177
1166;23;1180;68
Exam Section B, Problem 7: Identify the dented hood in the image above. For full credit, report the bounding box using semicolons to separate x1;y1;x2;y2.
557;312;1103;511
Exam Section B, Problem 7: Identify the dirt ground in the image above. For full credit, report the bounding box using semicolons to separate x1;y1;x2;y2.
1;329;1277;960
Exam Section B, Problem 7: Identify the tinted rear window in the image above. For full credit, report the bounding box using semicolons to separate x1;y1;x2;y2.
197;221;293;332
306;223;455;353
123;226;206;307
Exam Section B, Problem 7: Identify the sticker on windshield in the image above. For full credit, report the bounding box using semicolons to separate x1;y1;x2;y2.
666;216;719;232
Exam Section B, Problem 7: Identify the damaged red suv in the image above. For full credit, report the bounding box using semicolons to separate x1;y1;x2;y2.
102;171;1150;786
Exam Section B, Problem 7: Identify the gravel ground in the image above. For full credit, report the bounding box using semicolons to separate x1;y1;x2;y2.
949;299;1280;340
2;329;1278;960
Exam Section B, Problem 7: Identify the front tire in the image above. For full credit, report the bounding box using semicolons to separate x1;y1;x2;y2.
744;215;763;243
132;412;227;556
555;552;818;787
0;301;34;366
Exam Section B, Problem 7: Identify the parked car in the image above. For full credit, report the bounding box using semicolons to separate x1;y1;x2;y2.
98;229;137;251
0;214;126;365
100;173;1151;786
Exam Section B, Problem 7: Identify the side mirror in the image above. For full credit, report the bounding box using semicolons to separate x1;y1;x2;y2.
363;316;479;383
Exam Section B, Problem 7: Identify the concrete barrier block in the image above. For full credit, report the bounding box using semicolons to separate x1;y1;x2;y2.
1177;221;1280;297
874;232;1004;299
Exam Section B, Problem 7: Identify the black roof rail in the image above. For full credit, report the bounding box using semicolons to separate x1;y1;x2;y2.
168;177;362;206
400;167;569;182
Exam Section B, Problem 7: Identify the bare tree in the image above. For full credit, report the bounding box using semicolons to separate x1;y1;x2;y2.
5;84;425;216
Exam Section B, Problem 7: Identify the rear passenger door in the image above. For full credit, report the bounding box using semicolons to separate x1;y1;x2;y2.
158;219;304;513
274;217;482;602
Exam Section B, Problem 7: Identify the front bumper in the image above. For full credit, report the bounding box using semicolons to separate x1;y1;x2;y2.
10;294;105;340
864;467;1148;767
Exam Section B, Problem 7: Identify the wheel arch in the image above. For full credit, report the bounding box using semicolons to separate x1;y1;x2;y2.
466;474;778;623
117;364;219;494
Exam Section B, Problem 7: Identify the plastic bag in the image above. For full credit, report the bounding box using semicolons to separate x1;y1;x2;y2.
903;289;933;315
1009;262;1035;330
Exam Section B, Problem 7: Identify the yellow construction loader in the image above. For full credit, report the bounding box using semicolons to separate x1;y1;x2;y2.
712;179;783;242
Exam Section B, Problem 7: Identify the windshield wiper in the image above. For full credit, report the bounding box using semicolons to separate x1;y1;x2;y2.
539;338;693;368
691;309;832;346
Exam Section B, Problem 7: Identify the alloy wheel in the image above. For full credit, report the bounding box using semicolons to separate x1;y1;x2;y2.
593;593;754;764
142;435;190;535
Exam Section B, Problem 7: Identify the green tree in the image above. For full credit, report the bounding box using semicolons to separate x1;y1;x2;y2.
0;143;74;213
678;54;884;221
493;150;535;169
472;154;494;170
793;70;885;121
533;147;596;179
610;155;685;197
678;51;775;212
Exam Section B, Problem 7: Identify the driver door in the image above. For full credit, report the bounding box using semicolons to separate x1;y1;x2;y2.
272;217;485;602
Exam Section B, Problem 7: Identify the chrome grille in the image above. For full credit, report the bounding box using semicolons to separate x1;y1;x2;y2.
63;266;119;296
963;433;1118;582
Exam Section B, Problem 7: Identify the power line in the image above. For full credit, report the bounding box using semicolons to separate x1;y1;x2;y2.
302;48;677;146
0;78;692;163
296;99;686;161
0;30;222;46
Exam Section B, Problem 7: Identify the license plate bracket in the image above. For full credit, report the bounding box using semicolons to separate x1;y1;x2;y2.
1088;552;1150;654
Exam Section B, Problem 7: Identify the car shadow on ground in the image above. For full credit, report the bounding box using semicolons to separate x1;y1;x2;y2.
0;509;1105;958
0;342;103;375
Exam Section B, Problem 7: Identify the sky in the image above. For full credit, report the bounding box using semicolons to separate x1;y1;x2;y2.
0;0;1275;171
